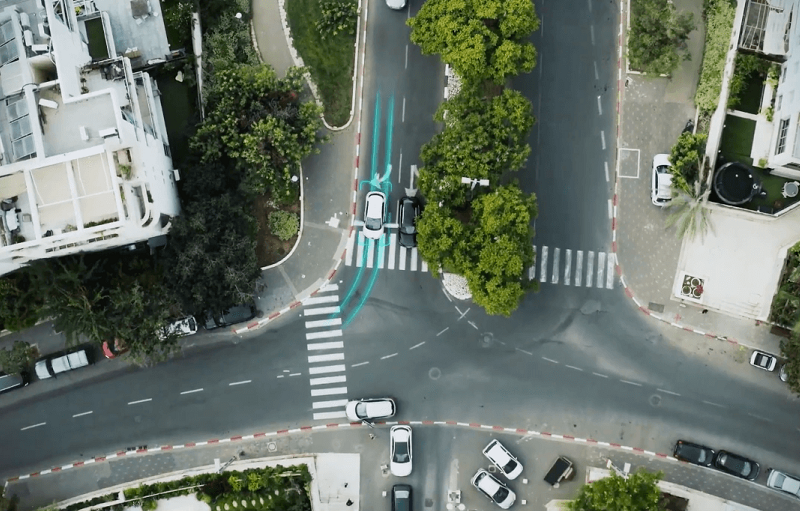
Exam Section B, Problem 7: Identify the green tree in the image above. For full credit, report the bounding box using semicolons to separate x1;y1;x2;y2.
419;85;534;208
781;335;800;394
192;65;324;199
407;0;540;84
665;174;713;240
0;487;18;511
669;132;707;192
568;470;664;511
316;0;358;39
0;271;43;332
416;205;471;278
0;341;37;375
628;0;695;75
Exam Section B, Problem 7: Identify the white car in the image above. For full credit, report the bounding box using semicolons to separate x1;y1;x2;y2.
158;316;198;340
750;350;777;371
651;154;673;206
482;439;523;480
345;398;396;422
766;469;800;498
363;191;386;240
385;0;407;9
471;469;516;509
390;425;412;476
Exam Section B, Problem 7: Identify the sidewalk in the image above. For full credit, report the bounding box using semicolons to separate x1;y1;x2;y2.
614;0;786;354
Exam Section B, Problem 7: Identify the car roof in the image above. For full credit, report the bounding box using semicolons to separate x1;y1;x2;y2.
392;425;411;440
365;400;394;415
655;171;673;199
476;471;502;494
486;442;512;464
366;192;385;217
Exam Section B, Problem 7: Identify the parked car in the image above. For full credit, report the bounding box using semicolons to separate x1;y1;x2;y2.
390;425;412;476
35;348;93;379
714;450;760;480
102;338;129;359
471;469;516;509
0;371;29;394
780;364;789;382
392;484;412;511
766;469;800;497
651;154;673;206
363;191;386;240
345;397;396;422
673;440;715;467
398;196;421;248
750;350;777;371
482;439;523;479
203;305;256;330
159;316;198;340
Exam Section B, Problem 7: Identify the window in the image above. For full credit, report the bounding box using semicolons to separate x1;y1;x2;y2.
776;118;790;154
777;95;783;111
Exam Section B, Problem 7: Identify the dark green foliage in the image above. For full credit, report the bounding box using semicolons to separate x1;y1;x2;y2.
316;0;358;39
269;211;300;241
0;270;43;331
0;341;37;375
780;335;800;394
568;470;664;511
695;0;737;112
669;132;708;193
63;493;117;511
728;54;774;110
629;0;695;75
770;241;800;330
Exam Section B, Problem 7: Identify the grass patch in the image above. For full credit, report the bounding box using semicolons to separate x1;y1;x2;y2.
155;64;198;168
695;0;737;113
285;0;356;126
719;114;755;166
732;71;765;114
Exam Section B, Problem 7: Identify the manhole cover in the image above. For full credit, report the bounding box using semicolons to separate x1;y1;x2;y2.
267;442;277;452
425;499;434;507
429;367;441;380
479;332;494;348
648;302;665;313
649;395;662;407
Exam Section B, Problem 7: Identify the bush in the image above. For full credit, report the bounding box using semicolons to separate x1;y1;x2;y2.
695;0;737;112
628;0;695;75
316;0;358;39
0;340;37;375
669;132;708;192
269;211;300;241
727;53;773;109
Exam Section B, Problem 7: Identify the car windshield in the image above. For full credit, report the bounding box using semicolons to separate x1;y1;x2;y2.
493;487;509;502
657;165;670;173
696;449;707;463
394;441;409;462
365;216;382;230
742;461;752;475
355;402;367;417
503;459;518;472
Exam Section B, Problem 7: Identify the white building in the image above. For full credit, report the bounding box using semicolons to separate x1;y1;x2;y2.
739;0;800;177
0;0;181;276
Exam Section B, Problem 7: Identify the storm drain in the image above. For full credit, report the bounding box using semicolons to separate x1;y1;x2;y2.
648;302;665;313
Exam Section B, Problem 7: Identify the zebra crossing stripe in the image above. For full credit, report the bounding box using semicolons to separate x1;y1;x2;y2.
319;283;339;293
410;248;418;271
597;252;606;288
564;249;572;285
356;233;365;267
307;341;344;351
366;240;375;269
422;260;428;272
377;239;385;269
308;365;346;375
345;232;355;267
303;295;339;306
304;306;341;316
528;245;537;281
551;248;560;284
311;387;347;396
388;233;397;270
305;330;343;340
540;246;549;283
312;399;348;409
309;375;347;385
606;253;615;289
399;246;407;270
308;353;345;363
575;251;583;287
586;251;595;288
305;318;342;329
313;411;348;420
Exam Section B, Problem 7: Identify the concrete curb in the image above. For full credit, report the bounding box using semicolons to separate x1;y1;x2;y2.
261;164;305;271
4;419;678;483
610;0;759;353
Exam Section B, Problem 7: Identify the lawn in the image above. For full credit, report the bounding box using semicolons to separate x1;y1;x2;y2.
719;114;755;167
285;0;356;127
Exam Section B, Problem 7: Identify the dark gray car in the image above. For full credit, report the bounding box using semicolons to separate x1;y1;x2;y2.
398;196;420;248
204;304;256;330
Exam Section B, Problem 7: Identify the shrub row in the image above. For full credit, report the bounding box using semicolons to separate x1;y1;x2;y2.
694;0;737;113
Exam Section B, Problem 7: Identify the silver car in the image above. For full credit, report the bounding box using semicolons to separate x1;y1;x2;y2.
766;469;800;498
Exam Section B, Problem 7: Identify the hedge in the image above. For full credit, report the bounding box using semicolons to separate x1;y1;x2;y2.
694;0;737;113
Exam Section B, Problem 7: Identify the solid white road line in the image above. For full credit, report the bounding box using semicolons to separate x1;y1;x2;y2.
72;411;93;418
539;246;548;282
313;410;348;420
399;246;407;270
307;341;345;351
388;233;397;269
657;388;681;396
594;61;599;80
309;375;347;385
381;353;398;360
601;130;606;150
304;306;341;316
229;380;252;386
305;318;342;329
620;380;642;387
366;239;375;268
308;364;346;375
305;329;343;340
597;252;606;288
606;254;615;289
597;95;602;114
311;387;348;396
586;251;595;288
604;161;610;182
20;422;46;431
356;232;365;267
351;361;369;367
608;199;612;218
410;341;425;350
437;327;449;336
128;398;152;405
564;249;572;285
542;357;559;364
308;353;345;363
551;247;560;284
303;295;339;306
402;97;406;122
312;399;349;409
575;250;584;287
319;283;339;293
410;247;418;271
593;372;609;378
565;365;584;371
180;388;204;395
345;231;355;266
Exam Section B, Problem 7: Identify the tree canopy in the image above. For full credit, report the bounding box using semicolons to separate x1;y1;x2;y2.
669;132;707;193
568;470;664;511
628;0;695;75
407;0;540;84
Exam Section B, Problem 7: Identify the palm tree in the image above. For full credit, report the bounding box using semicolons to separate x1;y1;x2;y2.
665;174;714;240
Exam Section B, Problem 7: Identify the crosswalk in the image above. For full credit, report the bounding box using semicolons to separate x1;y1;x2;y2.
302;284;349;420
529;246;616;289
345;231;429;272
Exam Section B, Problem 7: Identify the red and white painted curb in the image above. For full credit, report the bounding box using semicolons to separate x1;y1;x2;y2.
608;2;756;352
5;420;677;483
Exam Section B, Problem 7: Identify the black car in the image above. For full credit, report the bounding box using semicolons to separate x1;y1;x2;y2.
398;196;420;248
392;484;412;511
204;304;257;330
673;440;715;467
714;450;760;480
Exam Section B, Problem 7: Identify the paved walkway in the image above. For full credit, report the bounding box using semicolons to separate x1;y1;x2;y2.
614;0;787;355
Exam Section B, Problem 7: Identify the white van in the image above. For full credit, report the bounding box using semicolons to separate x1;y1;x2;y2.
35;349;92;379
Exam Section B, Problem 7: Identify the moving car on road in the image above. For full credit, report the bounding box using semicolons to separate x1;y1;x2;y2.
749;350;777;371
766;469;800;498
651;154;673;206
363;191;386;240
471;469;516;509
672;440;715;467
398;196;420;248
392;484;412;511
390;425;412;476
482;439;523;479
35;348;93;379
345;397;396;422
714;450;760;480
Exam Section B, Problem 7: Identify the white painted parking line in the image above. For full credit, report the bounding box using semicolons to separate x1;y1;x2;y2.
564;249;572;285
586;251;595;288
345;231;355;266
597;252;606;288
309;375;347;386
303;294;339;306
311;387;348;396
312;399;349;409
551;247;560;284
313;410;348;420
305;318;342;329
319;283;339;293
356;232;365;267
307;341;344;351
366;239;375;268
388;233;397;269
308;353;345;363
410;248;418;271
304;306;341;316
308;364;346;375
606;253;615;289
305;330;343;340
575;250;584;287
540;246;549;282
